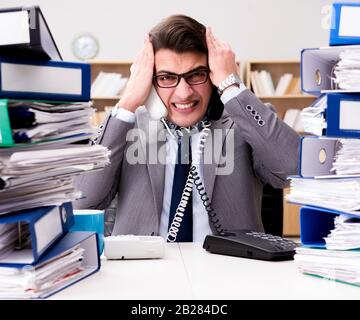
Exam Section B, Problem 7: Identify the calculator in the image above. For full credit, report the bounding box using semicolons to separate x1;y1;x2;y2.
203;230;298;261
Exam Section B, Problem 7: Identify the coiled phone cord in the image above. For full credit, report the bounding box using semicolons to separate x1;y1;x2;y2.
166;120;224;242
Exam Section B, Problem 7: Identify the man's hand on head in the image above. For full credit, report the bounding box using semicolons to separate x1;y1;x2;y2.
205;27;238;87
117;34;154;113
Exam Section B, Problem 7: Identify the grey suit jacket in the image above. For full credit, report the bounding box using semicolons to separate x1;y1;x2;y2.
74;89;300;236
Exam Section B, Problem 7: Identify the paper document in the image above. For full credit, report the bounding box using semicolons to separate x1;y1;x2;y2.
0;246;85;299
294;246;360;287
300;95;327;136
287;177;360;213
324;214;360;250
333;49;360;90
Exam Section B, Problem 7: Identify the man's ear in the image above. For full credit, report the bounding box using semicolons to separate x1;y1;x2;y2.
206;85;224;121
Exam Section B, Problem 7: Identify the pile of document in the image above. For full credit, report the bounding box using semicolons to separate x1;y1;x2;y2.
0;145;110;214
0;6;104;299
333;49;360;90
8;101;96;143
287;177;360;214
331;139;360;175
299;95;327;136
288;2;360;288
325;214;360;250
295;214;360;287
0;245;86;299
294;246;360;287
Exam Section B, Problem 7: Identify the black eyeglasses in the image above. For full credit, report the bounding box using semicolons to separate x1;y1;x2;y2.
153;67;209;88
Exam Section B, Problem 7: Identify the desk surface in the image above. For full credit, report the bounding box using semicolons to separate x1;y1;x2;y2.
51;243;360;300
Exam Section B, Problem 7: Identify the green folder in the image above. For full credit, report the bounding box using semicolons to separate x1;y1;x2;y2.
0;99;14;146
0;99;93;147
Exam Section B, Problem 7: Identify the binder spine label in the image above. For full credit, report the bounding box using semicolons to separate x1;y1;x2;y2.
34;207;63;255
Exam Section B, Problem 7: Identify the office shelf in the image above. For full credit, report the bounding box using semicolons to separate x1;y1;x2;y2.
88;60;132;111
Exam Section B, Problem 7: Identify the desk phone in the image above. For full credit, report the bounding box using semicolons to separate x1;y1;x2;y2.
203;230;298;261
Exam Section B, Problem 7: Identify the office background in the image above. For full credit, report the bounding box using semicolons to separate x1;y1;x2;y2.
0;0;357;61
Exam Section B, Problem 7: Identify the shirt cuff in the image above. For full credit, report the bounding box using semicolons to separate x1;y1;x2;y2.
111;106;136;123
220;83;247;105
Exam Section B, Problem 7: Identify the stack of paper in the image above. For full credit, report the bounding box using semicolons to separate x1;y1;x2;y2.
300;94;327;136
0;5;102;299
0;145;111;214
324;214;360;250
333;49;360;90
286;177;360;214
331;139;360;175
0;245;85;299
294;246;360;287
8;101;96;143
0;178;78;214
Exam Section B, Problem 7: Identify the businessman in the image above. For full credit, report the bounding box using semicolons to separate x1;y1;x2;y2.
74;15;300;242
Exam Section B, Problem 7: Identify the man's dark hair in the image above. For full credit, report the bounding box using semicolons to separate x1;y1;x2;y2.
149;15;207;55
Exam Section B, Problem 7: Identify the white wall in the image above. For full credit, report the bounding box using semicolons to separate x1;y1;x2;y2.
0;0;357;62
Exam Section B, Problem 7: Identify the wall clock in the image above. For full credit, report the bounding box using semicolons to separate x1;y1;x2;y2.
72;34;99;60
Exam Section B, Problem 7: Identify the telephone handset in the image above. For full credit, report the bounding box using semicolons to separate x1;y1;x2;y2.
206;85;224;121
144;86;168;120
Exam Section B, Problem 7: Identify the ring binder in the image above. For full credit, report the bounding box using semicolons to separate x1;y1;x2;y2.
329;2;360;46
0;202;74;266
0;6;62;60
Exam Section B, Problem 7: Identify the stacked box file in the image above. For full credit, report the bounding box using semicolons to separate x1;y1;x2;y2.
286;2;360;287
0;6;109;298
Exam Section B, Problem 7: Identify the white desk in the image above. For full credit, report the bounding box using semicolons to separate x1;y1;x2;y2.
51;243;360;300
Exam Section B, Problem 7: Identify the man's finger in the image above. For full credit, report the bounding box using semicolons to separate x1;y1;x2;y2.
209;28;222;48
206;27;216;50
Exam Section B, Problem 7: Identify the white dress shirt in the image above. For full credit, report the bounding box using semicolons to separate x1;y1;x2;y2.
111;84;246;242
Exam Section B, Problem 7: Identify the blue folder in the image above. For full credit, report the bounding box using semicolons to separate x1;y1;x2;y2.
329;2;360;46
0;6;62;60
0;202;74;266
0;231;100;299
35;231;100;299
0;58;90;101
300;205;360;248
326;93;360;138
300;45;360;96
298;136;338;178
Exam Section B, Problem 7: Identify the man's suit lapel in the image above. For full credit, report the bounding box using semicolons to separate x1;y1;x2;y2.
203;112;234;202
137;110;166;219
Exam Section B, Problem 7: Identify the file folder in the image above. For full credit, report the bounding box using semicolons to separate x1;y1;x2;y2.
0;58;91;102
0;99;94;147
326;93;360;138
0;231;100;299
0;99;13;146
0;202;74;267
0;6;61;60
301;45;360;96
300;205;359;248
329;2;360;46
35;231;100;299
298;136;338;178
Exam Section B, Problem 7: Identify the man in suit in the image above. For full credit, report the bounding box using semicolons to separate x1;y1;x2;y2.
74;15;299;242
